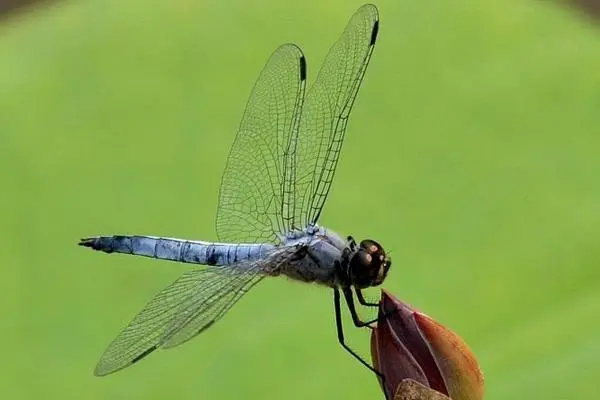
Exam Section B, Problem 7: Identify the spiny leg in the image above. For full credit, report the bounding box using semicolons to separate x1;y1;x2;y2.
333;288;382;378
342;287;378;328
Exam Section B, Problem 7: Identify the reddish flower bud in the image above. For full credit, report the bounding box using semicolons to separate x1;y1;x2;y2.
371;290;484;400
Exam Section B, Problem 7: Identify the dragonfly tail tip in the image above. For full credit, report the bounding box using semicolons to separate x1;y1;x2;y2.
78;237;96;248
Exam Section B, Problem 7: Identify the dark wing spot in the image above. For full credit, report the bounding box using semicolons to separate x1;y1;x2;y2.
197;320;215;336
370;20;379;45
131;345;158;365
299;55;307;81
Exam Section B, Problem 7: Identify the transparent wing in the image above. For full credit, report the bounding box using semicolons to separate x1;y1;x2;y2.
216;44;307;243
294;4;379;226
94;246;301;376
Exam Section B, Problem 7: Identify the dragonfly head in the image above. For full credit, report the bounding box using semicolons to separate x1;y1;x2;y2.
348;239;391;289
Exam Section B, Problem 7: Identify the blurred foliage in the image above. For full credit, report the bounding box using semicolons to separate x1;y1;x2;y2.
563;0;600;21
2;0;600;399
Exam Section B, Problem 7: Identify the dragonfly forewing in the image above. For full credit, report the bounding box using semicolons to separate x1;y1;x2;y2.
216;44;307;243
294;4;379;226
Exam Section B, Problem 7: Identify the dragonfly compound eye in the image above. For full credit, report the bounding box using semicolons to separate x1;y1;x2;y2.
349;239;391;288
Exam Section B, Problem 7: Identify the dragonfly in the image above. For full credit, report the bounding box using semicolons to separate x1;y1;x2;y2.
80;3;390;378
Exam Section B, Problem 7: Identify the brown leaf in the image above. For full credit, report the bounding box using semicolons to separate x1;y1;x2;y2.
393;379;451;400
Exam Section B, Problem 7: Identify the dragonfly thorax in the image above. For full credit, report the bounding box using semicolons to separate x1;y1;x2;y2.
346;239;391;289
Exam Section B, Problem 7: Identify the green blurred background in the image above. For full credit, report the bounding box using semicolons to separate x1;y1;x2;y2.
2;0;600;398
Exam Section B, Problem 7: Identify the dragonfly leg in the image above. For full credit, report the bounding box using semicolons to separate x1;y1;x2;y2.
355;288;399;323
342;287;378;328
333;288;383;379
355;288;379;307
